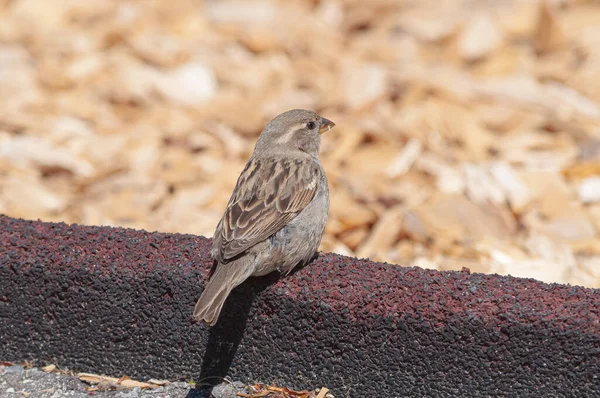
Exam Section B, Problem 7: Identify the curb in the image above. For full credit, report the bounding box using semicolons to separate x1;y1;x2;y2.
1;215;599;396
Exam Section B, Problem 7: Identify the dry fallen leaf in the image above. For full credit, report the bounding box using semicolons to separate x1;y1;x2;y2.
78;373;160;390
41;364;56;372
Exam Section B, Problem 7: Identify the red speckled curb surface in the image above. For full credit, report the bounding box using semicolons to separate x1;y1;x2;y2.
1;215;599;397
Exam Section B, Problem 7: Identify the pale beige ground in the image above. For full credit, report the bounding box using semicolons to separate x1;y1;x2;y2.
1;0;600;287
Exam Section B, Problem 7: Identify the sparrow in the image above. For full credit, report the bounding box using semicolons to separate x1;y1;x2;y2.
193;109;334;326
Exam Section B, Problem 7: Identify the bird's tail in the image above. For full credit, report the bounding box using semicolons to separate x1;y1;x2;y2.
193;258;249;326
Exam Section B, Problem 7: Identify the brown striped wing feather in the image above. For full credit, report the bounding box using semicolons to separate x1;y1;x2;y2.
212;157;320;263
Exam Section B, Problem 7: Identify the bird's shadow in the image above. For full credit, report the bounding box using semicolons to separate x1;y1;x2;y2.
187;269;282;397
186;254;319;397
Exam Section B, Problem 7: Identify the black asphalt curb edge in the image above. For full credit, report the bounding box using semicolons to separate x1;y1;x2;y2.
1;215;599;397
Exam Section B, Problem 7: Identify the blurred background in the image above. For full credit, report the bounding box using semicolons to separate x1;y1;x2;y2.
1;0;600;288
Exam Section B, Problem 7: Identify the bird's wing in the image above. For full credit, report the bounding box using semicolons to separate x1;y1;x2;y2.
212;156;321;262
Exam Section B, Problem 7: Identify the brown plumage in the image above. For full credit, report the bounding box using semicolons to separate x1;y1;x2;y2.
193;109;334;326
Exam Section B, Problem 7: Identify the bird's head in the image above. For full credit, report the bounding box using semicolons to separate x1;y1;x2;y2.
254;109;335;157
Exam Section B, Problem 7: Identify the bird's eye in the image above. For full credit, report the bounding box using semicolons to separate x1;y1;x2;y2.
306;121;316;130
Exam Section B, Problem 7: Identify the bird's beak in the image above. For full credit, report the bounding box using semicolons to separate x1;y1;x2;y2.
319;117;335;134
